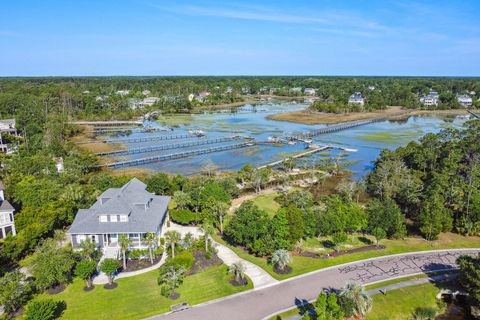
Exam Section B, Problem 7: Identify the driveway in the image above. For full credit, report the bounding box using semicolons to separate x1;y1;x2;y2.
148;249;478;320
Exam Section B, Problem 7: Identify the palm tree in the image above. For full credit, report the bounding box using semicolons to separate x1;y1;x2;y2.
271;249;292;272
164;230;181;259
78;238;96;260
144;232;158;264
118;234;132;271
211;201;229;234
228;262;246;283
201;222;214;252
339;282;372;318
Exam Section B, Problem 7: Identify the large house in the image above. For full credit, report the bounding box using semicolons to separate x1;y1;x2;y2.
456;94;473;108
67;178;170;251
143;97;161;107
0;119;18;153
304;88;316;96
348;92;365;106
420;91;440;107
0;181;15;239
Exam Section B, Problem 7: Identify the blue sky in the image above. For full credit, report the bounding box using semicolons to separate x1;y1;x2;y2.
0;0;479;76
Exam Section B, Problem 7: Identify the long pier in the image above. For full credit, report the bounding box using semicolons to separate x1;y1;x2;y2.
258;145;331;169
285;118;383;141
76;134;195;145
70;120;143;127
467;110;480;119
96;136;244;156
86;127;171;134
100;142;255;168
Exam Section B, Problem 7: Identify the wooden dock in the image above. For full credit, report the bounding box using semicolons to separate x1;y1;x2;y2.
258;145;331;169
96;136;244;156
100;142;255;168
285;118;383;141
76;133;195;145
70;120;143;127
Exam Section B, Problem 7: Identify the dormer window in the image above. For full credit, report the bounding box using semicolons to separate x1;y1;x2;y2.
99;215;108;222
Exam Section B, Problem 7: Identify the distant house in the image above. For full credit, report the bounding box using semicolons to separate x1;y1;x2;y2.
142;90;151;97
348;92;365;105
225;87;233;94
269;88;279;95
241;87;250;94
456;94;473;107
368;86;376;91
195;91;211;102
188;93;195;102
0;181;15;239
116;90;130;96
304;88;316;96
143;97;160;107
67;178;170;252
0;119;18;153
420;91;440;107
95;95;108;101
128;98;144;110
289;87;302;94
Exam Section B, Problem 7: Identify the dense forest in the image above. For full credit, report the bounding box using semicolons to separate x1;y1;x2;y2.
0;77;479;121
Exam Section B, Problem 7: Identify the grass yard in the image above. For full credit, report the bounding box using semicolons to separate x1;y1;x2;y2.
366;282;443;320
251;193;281;217
33;264;252;320
214;232;480;280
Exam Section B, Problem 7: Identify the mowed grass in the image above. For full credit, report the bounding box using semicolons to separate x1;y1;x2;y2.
214;232;480;280
34;264;252;320
366;282;442;320
251;193;281;217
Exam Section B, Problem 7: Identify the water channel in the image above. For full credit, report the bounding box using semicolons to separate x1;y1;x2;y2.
103;102;469;178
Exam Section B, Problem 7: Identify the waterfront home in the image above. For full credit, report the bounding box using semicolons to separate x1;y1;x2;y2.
142;89;151;96
304;88;316;96
0;119;18;153
143;97;161;107
128;98;144;110
420;91;440;107
0;181;15;239
348;92;365;105
456;94;473;107
116;89;130;96
67;178;170;253
290;87;302;94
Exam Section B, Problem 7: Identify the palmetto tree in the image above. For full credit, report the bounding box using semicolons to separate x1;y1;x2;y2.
211;200;229;234
228;262;246;283
78;238;96;260
144;232;158;264
164;230;181;259
271;249;292;271
201;222;214;252
339;282;372;318
118;234;132;271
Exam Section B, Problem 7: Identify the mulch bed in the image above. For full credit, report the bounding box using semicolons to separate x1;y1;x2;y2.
188;251;222;275
229;278;248;287
104;282;118;290
273;265;293;274
83;285;95;292
47;284;66;295
170;293;180;300
292;244;385;259
327;245;385;258
122;256;161;272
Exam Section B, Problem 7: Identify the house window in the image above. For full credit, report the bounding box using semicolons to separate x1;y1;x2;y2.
77;235;86;243
9;214;12;222
0;213;6;224
99;215;107;222
120;215;128;222
110;215;118;222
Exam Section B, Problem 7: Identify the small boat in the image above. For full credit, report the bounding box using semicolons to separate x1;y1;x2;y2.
343;148;358;152
303;139;313;144
189;130;205;137
288;141;296;145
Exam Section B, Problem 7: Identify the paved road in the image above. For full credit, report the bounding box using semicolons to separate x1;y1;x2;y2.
148;249;478;320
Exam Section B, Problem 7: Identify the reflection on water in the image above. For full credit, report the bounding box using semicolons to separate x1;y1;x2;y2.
105;103;469;178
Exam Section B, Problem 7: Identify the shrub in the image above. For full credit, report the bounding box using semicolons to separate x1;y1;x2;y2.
413;307;437;320
25;299;65;320
154;246;164;257
172;251;194;271
170;209;199;225
128;249;149;260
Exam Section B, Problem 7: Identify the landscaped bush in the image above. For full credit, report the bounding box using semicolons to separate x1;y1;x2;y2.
172;251;194;271
170;209;200;225
25;299;66;320
128;249;149;260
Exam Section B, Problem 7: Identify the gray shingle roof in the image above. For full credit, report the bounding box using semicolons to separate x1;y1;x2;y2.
68;178;170;234
0;199;14;212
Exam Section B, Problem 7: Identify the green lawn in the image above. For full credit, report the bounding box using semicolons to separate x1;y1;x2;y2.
214;232;480;280
366;283;443;320
33;264;252;320
270;281;446;320
251;193;281;217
